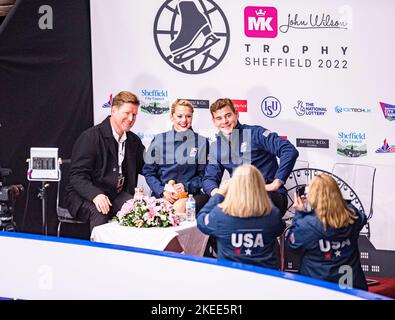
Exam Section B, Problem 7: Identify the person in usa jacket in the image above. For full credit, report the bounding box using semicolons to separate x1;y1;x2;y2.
287;174;368;290
197;164;285;269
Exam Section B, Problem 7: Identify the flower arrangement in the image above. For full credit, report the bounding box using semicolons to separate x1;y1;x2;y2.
115;196;180;228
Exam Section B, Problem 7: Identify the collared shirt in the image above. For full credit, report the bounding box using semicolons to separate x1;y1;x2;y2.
111;126;127;175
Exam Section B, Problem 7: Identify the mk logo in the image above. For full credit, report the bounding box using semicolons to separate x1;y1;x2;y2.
244;6;278;38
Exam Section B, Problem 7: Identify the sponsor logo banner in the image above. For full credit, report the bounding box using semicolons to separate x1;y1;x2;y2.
101;94;113;108
297;138;329;148
337;132;367;158
379;102;395;121
183;99;210;109
140;89;169;115
232;99;247;113
294;100;327;116
244;6;278;38
375;139;395;153
335;106;372;113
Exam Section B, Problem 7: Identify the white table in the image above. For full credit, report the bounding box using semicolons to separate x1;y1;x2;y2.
91;221;208;256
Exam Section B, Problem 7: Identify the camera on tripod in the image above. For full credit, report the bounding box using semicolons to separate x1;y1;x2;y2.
0;168;24;231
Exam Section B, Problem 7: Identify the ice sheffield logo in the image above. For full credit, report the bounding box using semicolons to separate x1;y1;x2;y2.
380;102;395;121
261;96;281;118
244;6;278;38
375;139;395;153
153;0;230;75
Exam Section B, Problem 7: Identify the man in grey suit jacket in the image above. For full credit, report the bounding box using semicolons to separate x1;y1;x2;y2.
65;91;145;232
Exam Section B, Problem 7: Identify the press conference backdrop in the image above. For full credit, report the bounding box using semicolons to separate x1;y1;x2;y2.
90;0;395;251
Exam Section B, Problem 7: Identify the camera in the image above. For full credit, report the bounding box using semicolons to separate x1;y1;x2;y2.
0;168;24;231
296;185;306;197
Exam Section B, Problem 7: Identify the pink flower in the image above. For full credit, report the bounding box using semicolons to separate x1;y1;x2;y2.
117;199;135;218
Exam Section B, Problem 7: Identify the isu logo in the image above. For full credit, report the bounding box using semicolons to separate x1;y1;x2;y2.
153;0;230;74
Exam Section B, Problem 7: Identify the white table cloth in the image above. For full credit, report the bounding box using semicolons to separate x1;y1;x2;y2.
91;221;208;256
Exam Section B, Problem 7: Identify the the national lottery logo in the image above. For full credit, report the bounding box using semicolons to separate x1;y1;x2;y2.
244;6;278;38
294;100;327;116
153;0;230;74
261;96;281;118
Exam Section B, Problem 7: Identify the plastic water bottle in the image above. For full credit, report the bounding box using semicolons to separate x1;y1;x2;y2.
185;194;196;222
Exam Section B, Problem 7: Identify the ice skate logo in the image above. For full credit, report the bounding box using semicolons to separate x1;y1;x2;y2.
154;0;230;74
244;6;278;38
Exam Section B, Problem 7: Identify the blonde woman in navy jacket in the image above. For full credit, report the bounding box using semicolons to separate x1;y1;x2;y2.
197;164;285;269
143;99;209;214
287;174;368;290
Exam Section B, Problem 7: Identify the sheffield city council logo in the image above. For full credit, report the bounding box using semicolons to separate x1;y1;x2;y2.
154;0;230;74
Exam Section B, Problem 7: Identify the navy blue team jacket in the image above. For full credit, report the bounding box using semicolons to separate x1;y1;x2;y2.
197;194;285;269
287;207;368;290
202;122;299;196
143;129;208;198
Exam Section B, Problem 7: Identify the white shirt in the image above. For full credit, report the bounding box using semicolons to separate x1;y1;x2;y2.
111;127;127;175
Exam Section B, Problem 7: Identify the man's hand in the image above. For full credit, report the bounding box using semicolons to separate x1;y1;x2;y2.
265;179;283;192
92;194;112;214
210;188;220;197
163;190;178;204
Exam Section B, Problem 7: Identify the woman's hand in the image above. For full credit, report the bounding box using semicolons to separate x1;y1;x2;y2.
292;192;305;211
173;183;185;194
163;190;178;204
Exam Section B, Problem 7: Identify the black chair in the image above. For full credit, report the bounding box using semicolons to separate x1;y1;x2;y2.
56;159;87;237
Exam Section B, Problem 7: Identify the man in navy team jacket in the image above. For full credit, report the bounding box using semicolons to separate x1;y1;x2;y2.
202;98;299;216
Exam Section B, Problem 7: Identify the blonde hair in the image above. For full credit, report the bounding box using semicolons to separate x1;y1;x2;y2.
307;174;358;229
112;91;140;108
219;164;272;217
171;99;194;115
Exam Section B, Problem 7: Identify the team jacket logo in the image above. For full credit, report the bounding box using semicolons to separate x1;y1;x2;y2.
231;232;264;255
319;239;351;259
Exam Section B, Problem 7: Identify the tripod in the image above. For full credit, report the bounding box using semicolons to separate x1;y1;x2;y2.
37;181;50;235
